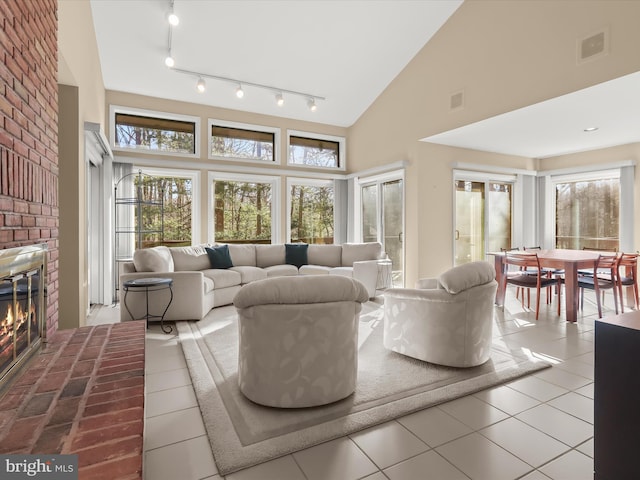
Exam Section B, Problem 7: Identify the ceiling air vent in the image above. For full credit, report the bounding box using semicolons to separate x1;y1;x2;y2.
578;28;609;64
450;90;464;111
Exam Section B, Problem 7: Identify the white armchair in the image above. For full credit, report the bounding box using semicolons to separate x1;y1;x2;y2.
383;261;498;368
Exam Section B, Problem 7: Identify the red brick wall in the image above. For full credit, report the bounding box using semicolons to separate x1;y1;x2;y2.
0;0;59;335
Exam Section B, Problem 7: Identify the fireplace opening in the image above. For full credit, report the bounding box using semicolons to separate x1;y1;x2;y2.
0;244;46;393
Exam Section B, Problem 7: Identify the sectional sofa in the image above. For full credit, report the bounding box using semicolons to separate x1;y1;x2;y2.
119;242;384;322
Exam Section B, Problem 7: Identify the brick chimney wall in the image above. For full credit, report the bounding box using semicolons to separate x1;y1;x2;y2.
0;0;59;335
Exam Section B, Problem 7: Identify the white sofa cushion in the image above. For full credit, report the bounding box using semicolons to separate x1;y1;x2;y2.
255;244;285;267
308;244;342;267
299;265;331;275
227;244;256;266
263;264;299;277
171;245;211;271
230;266;268;284
133;246;174;272
438;261;496;295
341;242;382;266
201;268;242;288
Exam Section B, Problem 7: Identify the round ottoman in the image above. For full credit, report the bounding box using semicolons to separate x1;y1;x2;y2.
233;275;369;408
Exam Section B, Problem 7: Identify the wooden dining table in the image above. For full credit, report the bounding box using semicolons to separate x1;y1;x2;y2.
490;249;604;323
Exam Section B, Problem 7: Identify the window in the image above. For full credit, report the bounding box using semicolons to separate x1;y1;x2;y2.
554;172;620;250
209;119;279;164
135;167;199;248
287;130;345;170
209;173;279;244
111;106;198;156
288;179;334;244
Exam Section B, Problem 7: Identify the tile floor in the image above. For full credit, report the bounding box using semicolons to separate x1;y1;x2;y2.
89;286;613;480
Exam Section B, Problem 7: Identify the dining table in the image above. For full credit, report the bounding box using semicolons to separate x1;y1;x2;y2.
489;249;605;323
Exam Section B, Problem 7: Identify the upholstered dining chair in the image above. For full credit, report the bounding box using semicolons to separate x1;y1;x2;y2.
503;252;561;320
578;253;620;318
617;253;639;313
383;261;497;368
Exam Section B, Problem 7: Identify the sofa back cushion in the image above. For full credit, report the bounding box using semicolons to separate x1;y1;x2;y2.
256;244;285;268
438;261;496;294
341;242;383;266
308;244;342;267
227;244;256;266
170;244;211;271
133;246;174;272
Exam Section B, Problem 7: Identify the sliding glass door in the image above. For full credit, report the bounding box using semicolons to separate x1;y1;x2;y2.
361;176;404;287
454;179;512;266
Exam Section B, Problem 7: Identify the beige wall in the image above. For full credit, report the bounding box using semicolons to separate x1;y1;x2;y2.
105;90;348;245
58;0;106;327
349;0;640;286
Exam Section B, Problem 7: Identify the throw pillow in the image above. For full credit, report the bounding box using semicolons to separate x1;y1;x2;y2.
206;244;234;269
285;243;309;268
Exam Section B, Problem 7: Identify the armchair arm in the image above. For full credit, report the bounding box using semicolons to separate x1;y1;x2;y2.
352;260;380;298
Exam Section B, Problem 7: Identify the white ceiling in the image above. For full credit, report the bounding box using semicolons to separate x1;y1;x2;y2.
89;1;640;158
90;0;463;128
422;70;640;159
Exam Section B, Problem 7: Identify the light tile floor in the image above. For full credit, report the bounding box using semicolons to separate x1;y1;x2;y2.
88;287;616;480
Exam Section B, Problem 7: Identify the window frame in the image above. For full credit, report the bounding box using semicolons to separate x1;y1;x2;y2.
207;171;281;244
548;168;622;250
287;129;346;171
109;105;200;159
286;177;335;244
208;118;281;165
135;166;201;246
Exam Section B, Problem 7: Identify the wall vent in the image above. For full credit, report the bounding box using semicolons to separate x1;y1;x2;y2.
578;28;609;64
450;90;464;111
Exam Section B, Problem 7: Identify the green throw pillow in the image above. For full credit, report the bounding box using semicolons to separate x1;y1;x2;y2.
206;245;233;269
285;243;308;268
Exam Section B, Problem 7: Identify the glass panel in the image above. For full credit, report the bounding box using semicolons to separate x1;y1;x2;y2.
210;125;274;161
361;184;378;243
488;182;512;253
289;136;339;168
290;184;334;244
146;176;192;247
115;113;196;154
455;180;485;265
382;179;403;287
556;178;619;250
213;180;272;243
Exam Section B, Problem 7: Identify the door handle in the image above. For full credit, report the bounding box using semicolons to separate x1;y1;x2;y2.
455;230;460;240
398;232;403;244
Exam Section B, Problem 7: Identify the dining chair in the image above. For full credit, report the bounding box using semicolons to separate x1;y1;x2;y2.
503;252;561;320
617;253;639;313
578;253;620;319
524;246;564;297
501;247;522;300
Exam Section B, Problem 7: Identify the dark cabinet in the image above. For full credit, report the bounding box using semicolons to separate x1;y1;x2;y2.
594;312;640;479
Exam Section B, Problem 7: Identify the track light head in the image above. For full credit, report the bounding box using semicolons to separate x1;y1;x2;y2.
275;93;284;107
307;98;317;112
164;54;175;67
235;84;244;98
196;77;206;93
168;12;179;26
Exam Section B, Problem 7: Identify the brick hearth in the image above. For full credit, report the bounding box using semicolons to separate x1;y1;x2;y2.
0;321;145;479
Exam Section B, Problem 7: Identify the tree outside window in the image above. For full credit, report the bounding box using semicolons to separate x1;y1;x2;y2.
556;178;619;250
214;180;272;243
290;184;334;244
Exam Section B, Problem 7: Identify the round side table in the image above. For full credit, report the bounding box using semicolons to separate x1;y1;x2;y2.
122;277;174;334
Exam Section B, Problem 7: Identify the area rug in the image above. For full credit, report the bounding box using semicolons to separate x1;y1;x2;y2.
177;301;550;475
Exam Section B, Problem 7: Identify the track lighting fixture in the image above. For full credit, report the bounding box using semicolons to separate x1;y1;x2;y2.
168;0;179;25
196;77;206;93
162;0;324;111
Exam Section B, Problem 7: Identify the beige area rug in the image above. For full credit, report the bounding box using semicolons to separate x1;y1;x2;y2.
177;301;550;475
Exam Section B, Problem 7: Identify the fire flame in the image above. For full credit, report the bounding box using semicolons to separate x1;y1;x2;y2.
1;302;36;338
